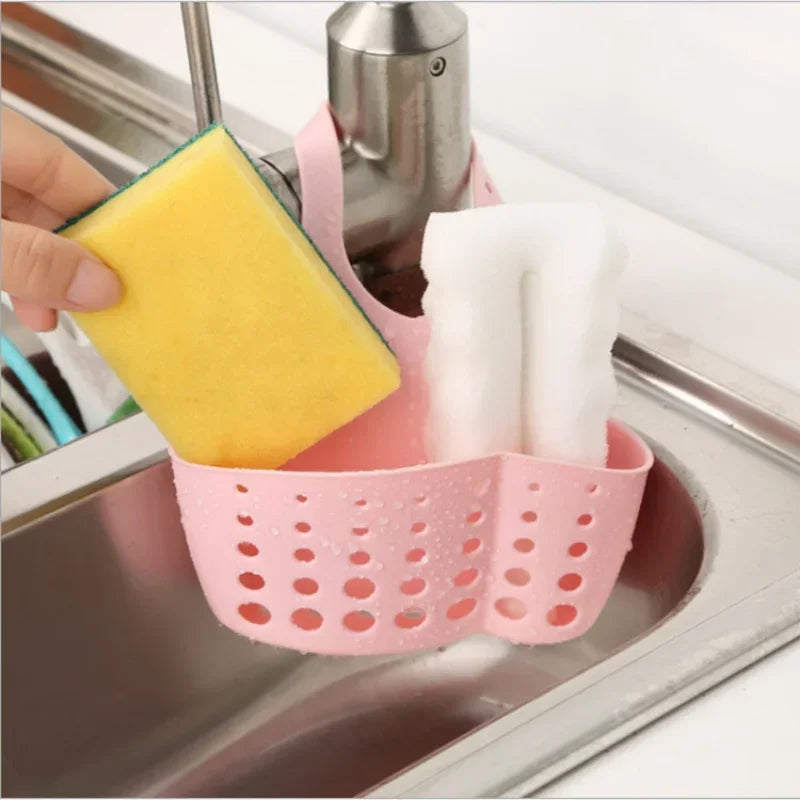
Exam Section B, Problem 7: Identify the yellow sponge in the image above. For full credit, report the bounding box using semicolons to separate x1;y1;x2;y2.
59;125;400;468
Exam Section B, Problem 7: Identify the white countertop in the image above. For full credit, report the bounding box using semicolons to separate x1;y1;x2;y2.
35;4;800;795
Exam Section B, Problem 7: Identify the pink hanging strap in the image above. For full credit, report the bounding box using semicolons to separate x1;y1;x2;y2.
286;105;505;474
295;103;502;297
295;105;358;296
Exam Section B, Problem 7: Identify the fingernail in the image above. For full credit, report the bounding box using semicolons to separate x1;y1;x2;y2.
66;260;122;309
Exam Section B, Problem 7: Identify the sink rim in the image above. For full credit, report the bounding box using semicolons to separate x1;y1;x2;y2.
372;570;800;799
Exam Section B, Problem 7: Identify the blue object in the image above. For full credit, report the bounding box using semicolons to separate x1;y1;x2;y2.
0;334;81;446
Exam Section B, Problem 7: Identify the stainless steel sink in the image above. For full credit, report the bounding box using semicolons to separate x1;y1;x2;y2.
2;7;800;798
1;447;700;798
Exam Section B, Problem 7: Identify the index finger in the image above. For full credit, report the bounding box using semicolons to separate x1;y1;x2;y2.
1;107;113;220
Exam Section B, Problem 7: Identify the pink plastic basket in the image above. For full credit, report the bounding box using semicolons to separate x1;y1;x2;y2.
171;105;654;655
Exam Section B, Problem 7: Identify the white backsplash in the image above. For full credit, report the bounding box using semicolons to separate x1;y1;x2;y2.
230;1;800;279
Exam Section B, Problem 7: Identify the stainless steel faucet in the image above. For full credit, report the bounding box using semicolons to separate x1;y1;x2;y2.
181;1;471;272
181;2;223;130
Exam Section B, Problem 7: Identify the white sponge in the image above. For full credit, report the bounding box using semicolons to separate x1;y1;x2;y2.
421;203;625;466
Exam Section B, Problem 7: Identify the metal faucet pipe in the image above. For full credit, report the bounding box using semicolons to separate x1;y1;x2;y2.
181;2;223;130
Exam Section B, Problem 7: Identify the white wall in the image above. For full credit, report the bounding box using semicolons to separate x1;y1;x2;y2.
230;2;800;279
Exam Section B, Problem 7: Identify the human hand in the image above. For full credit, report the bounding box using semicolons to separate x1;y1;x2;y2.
2;107;122;331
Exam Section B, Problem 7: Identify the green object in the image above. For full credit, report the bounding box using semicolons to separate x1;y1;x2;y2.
107;396;141;424
1;406;42;461
1;334;81;445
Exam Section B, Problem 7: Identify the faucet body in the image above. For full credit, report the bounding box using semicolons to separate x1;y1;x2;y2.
183;2;471;273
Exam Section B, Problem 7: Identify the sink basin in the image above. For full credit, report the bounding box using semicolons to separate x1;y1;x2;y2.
1;450;700;798
3;7;799;798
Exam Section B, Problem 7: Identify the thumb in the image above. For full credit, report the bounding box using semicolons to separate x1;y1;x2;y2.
2;220;121;311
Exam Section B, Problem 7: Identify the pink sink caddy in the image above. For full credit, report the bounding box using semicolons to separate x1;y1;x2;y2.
172;424;651;655
170;105;654;656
